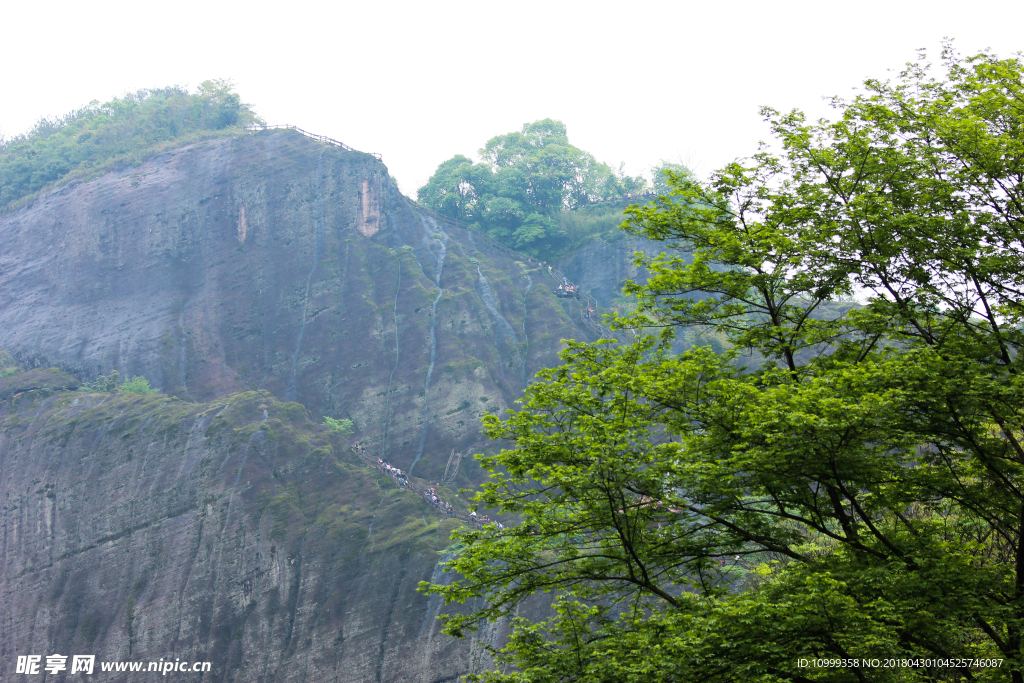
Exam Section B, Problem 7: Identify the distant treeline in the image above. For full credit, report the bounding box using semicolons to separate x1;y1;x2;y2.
0;80;262;211
417;118;689;260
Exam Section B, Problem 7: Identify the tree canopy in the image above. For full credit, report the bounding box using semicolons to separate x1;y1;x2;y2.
0;80;261;211
422;45;1024;682
417;119;647;257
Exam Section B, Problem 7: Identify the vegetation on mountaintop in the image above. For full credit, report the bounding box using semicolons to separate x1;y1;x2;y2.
417;119;681;259
0;80;262;212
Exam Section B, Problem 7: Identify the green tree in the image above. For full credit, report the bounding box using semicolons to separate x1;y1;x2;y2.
416;154;493;222
418;119;646;257
0;350;18;378
322;416;354;435
197;79;244;129
650;160;694;195
119;375;157;393
80;370;121;392
422;45;1024;682
604;162;649;199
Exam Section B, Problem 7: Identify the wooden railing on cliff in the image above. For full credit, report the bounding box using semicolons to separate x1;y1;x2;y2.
246;124;382;160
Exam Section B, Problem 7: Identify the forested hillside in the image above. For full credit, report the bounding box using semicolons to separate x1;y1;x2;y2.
0;80;261;211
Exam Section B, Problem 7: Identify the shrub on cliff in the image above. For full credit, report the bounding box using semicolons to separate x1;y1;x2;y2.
80;370;121;392
79;370;157;394
322;417;354;435
0;80;262;211
0;350;18;377
119;376;156;394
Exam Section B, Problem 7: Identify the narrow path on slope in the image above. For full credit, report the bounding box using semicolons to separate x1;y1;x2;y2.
351;444;486;530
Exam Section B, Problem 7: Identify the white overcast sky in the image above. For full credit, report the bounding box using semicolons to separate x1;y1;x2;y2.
2;0;1022;196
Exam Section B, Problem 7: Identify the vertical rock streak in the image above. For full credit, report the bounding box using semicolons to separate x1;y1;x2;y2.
417;553;456;642
177;307;194;402
286;149;326;402
338;240;350;318
477;266;523;383
364;492;389;554
375;545;413;683
379;263;401;460
410;216;447;474
521;273;532;384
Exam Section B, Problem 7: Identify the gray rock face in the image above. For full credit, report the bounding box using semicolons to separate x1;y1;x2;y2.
0;132;599;681
0;131;590;484
0;387;505;682
556;236;670;309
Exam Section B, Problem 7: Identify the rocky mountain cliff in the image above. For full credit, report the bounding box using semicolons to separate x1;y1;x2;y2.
557;236;664;309
0;130;625;681
0;377;522;682
0;130;606;485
